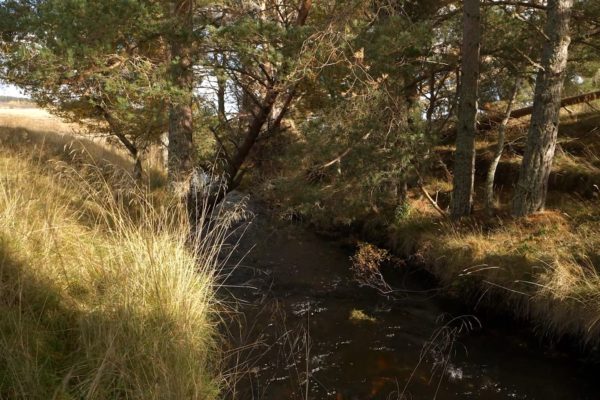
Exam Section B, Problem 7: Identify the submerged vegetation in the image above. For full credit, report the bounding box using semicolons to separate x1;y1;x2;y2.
0;131;225;399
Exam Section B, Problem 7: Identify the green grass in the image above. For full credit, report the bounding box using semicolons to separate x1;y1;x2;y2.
0;144;226;399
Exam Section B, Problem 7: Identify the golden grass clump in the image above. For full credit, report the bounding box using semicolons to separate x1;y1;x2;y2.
0;149;225;399
391;205;600;346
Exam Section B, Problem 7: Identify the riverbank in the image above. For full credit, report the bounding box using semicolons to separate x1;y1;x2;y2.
253;107;600;351
0;126;224;398
388;206;600;348
392;110;600;348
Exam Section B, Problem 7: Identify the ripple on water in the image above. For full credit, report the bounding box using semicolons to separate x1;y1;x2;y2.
290;300;327;316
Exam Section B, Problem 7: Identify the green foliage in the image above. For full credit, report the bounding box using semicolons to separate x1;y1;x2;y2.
250;3;446;225
2;0;600;206
1;0;173;158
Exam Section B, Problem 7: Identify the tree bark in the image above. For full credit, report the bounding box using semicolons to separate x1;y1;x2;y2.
160;131;169;172
484;78;520;216
167;0;196;186
133;155;144;181
226;87;279;187
425;67;437;129
216;54;227;121
217;76;226;120
450;0;481;219
512;0;573;217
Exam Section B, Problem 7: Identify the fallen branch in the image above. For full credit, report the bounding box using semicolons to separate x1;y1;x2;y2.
482;89;600;128
415;168;448;218
419;184;448;218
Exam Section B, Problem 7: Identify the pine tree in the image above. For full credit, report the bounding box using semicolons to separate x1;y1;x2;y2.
167;0;197;186
512;0;574;217
451;0;481;219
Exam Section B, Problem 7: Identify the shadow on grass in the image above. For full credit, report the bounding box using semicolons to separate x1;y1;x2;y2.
0;235;78;399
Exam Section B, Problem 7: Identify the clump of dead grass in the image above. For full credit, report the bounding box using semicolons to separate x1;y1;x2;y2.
391;201;600;345
0;148;228;399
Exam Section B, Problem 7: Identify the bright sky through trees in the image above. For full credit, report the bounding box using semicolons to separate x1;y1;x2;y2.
0;82;27;98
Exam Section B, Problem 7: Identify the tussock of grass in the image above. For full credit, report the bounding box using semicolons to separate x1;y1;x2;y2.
390;204;600;346
0;150;225;399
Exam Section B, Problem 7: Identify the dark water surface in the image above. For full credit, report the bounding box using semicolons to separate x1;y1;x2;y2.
222;199;600;400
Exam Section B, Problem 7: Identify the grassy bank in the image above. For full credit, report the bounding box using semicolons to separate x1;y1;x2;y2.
0;131;224;398
388;109;600;346
256;104;600;348
389;204;600;346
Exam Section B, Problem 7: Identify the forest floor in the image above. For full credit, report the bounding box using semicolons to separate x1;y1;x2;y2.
0;103;224;399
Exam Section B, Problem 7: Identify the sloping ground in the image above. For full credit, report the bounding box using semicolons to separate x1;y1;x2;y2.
0;132;223;398
255;100;600;348
0;105;167;179
488;111;600;199
432;110;600;203
390;208;600;344
391;108;600;347
0;106;132;170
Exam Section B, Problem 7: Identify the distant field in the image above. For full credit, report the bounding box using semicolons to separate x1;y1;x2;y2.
0;106;81;135
0;104;165;175
0;96;36;109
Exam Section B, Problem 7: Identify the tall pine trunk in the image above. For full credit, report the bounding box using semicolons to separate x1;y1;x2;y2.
512;0;573;217
451;0;480;219
168;0;196;187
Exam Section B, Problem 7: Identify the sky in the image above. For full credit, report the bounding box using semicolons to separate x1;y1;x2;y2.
0;82;28;98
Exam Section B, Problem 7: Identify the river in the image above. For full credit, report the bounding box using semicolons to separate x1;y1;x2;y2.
220;196;600;399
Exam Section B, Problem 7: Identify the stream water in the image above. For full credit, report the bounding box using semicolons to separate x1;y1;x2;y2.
222;197;600;400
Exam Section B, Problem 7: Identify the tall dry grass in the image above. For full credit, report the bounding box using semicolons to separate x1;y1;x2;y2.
0;107;81;136
0;146;230;399
0;105;168;176
389;206;600;346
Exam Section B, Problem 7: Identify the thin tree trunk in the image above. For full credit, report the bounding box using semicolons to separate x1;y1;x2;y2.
223;0;312;190
227;88;279;187
166;0;205;235
425;67;437;130
217;66;227;120
512;0;573;217
160;131;169;172
484;78;521;216
133;155;144;181
451;0;480;219
167;0;196;186
99;106;144;180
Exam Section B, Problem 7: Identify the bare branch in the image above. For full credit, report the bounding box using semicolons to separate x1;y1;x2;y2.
484;1;546;10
